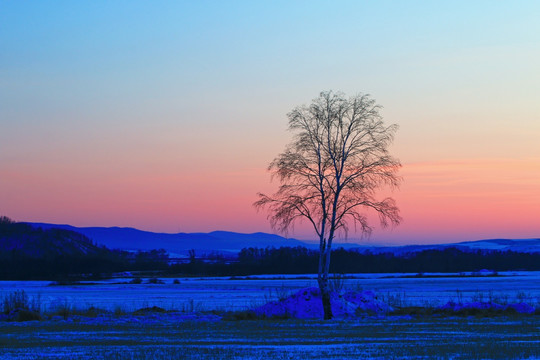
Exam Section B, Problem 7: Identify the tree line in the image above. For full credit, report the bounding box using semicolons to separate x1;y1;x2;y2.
170;246;540;276
3;217;540;279
2;243;540;280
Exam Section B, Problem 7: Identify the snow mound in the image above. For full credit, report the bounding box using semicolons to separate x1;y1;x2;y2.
506;302;536;314
253;287;392;319
342;290;393;314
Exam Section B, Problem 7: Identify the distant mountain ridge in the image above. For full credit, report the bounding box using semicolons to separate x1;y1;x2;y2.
26;223;311;256
25;222;540;255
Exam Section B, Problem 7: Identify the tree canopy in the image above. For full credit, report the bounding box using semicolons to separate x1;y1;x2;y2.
255;91;401;319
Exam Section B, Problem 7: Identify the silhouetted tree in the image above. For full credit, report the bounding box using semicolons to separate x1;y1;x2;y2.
0;216;15;225
255;91;401;319
188;249;197;263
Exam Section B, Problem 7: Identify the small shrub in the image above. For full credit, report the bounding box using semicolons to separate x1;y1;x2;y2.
130;277;142;284
472;291;485;303
264;284;290;303
382;292;408;308
146;278;164;284
31;294;42;314
270;312;292;320
82;306;107;317
114;305;126;316
516;291;530;303
2;290;29;314
222;310;291;321
222;310;260;321
173;279;180;284
134;306;166;315
437;303;531;318
390;306;434;316
51;299;72;320
330;273;347;294
2;290;42;318
180;299;201;313
455;289;463;304
222;310;259;321
348;282;363;293
14;309;42;322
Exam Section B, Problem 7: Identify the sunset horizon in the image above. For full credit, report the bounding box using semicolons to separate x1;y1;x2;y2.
4;155;540;246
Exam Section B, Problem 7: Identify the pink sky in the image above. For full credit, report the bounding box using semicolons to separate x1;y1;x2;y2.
387;158;540;243
2;157;540;244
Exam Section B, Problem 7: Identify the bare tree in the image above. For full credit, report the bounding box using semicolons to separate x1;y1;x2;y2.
255;91;401;319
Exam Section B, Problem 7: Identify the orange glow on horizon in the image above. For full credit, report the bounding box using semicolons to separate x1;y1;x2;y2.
389;158;540;242
1;158;539;244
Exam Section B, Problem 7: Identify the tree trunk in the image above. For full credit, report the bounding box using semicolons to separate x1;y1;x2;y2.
318;273;333;320
317;236;334;320
318;244;333;320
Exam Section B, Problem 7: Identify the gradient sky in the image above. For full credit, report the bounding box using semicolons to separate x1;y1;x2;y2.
1;1;540;244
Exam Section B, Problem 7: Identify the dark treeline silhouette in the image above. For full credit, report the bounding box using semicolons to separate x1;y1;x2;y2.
3;217;540;279
0;217;168;280
170;246;540;276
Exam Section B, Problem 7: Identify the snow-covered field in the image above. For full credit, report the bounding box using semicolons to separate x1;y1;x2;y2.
2;271;540;312
1;272;540;359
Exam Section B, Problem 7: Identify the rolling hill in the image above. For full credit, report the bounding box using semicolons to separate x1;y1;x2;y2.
1;218;105;258
353;239;540;255
25;222;540;256
26;223;310;256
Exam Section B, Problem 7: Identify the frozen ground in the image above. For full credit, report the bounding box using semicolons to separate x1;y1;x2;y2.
1;271;539;312
0;313;539;359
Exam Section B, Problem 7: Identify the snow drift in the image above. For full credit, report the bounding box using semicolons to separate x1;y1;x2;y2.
253;287;392;319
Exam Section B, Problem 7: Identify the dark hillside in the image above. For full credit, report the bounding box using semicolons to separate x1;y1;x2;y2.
0;216;103;258
0;217;169;279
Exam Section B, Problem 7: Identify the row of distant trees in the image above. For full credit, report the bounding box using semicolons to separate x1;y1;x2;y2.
2;243;540;280
0;249;170;280
171;246;540;276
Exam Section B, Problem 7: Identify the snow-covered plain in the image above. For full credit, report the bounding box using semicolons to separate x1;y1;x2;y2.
1;271;539;312
1;273;540;359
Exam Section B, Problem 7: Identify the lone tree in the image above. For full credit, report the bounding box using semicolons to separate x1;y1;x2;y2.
255;91;401;319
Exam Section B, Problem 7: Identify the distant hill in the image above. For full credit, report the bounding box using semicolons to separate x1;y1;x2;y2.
26;223;311;256
25;221;540;255
0;217;170;279
353;238;540;255
1;217;105;259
